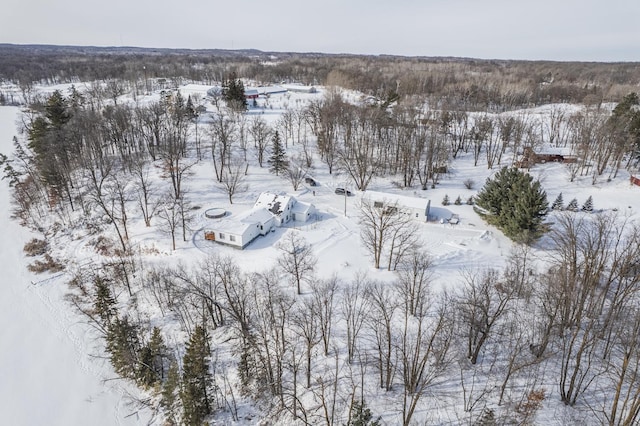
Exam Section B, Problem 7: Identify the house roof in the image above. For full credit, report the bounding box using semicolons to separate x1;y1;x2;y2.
254;192;293;217
238;207;275;225
362;190;430;211
291;201;315;215
208;218;255;235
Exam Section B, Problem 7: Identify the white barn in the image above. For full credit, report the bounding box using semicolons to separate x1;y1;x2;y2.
362;190;431;222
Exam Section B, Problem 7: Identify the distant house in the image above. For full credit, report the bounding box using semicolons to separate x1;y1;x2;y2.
256;86;288;96
362;190;431;222
281;83;317;94
244;88;259;100
205;192;316;249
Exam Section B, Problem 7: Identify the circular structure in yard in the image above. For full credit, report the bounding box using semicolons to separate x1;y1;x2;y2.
204;208;227;219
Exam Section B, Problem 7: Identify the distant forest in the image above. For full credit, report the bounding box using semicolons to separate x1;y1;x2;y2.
1;44;639;111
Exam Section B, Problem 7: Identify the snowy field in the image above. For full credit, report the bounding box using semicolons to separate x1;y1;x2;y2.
2;81;640;424
0;106;152;426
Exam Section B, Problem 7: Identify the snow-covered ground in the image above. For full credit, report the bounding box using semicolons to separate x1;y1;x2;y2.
3;82;640;424
0;106;152;426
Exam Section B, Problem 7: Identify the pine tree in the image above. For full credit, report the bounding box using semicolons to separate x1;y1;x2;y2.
442;194;450;206
454;195;462;205
268;131;289;176
222;72;247;112
552;193;564;210
106;316;141;380
475;166;548;243
582;195;594;212
138;327;167;388
181;325;213;425
161;360;181;426
27;90;73;204
566;198;579;211
93;276;117;329
347;399;381;426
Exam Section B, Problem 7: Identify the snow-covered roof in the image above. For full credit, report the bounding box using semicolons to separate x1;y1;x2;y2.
256;86;288;95
254;192;293;217
208;217;254;235
362;190;430;210
291;201;315;215
238;207;274;225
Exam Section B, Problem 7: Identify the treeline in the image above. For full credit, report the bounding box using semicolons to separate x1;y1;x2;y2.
4;83;639;238
2;44;640;110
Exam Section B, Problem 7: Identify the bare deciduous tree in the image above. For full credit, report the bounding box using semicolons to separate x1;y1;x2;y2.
276;231;317;295
458;268;517;365
217;157;248;204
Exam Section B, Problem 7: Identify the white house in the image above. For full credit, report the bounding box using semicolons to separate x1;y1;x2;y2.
205;192;317;249
254;192;296;226
204;208;275;249
361;190;431;222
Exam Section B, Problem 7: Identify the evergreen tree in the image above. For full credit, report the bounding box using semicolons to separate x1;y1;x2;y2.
222;72;247;112
26;90;74;206
93;276;117;329
609;92;640;156
347;399;381;426
566;198;579;212
582;195;594;212
106;316;141;380
161;360;181;426
181;325;213;425
138;327;167;388
551;193;564;210
442;194;450;206
454;195;462;205
268;131;289;176
475;166;548;243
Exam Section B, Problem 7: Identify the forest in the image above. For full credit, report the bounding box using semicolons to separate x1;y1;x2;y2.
2;44;640;425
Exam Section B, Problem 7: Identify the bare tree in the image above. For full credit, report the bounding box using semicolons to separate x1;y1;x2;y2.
131;159;160;227
365;280;399;391
310;277;338;357
284;156;307;191
292;298;320;388
341;273;370;364
157;192;181;251
217;157;248;204
458;268;517;365
209;112;236;182
359;198;414;269
396;250;434;317
400;295;455;426
249;116;271;168
276;231;317;295
85;159;130;253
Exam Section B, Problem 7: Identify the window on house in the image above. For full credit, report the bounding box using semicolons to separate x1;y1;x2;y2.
219;233;225;239
374;201;384;208
230;235;236;242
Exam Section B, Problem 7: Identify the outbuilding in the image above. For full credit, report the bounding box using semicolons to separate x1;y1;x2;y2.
362;190;431;222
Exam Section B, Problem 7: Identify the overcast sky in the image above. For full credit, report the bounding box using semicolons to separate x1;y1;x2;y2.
3;0;639;62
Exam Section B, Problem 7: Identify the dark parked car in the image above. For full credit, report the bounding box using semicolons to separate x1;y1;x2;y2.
334;188;353;196
305;177;317;186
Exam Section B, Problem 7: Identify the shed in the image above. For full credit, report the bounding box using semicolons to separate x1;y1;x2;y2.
362;190;431;222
